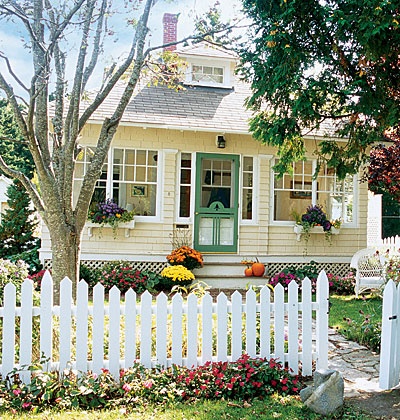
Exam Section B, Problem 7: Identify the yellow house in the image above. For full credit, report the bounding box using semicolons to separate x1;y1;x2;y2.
39;39;368;287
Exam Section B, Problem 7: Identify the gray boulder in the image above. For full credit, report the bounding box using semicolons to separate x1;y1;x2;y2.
300;370;344;416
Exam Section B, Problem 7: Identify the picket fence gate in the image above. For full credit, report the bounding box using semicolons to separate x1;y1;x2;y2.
0;270;329;383
379;279;400;389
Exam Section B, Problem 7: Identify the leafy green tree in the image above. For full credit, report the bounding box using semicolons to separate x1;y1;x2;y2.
238;0;400;178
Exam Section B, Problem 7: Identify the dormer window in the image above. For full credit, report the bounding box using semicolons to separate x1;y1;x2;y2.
192;65;224;84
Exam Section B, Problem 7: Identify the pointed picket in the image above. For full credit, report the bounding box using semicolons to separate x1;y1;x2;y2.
156;293;168;368
394;284;400;387
59;277;73;372
288;280;299;374
245;288;257;357
40;271;53;371
140;291;152;368
19;279;33;383
186;293;198;367
124;289;137;368
108;286;121;379
201;293;213;364
379;280;398;389
316;270;329;370
260;286;271;359
216;292;228;362
231;291;243;361
301;277;313;376
171;293;183;366
273;283;285;363
75;280;89;373
92;283;105;374
2;282;16;378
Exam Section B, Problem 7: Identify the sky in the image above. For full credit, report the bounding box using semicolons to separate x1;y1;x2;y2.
0;0;244;96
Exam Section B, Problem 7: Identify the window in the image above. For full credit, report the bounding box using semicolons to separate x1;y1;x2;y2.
178;153;192;218
242;156;254;220
273;160;355;224
112;149;158;216
191;65;224;84
74;146;107;207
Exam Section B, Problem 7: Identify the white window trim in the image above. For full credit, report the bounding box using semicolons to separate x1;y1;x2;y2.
184;58;232;88
269;159;358;228
240;155;259;225
176;151;195;225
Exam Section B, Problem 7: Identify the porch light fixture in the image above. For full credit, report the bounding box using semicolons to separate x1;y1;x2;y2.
216;135;226;149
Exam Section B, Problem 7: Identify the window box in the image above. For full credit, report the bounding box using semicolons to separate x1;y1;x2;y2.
294;224;340;241
86;220;135;238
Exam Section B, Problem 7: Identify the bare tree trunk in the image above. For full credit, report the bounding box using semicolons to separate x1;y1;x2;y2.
48;223;81;303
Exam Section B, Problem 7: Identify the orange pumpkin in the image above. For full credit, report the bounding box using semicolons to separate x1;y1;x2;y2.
244;267;253;277
251;262;265;277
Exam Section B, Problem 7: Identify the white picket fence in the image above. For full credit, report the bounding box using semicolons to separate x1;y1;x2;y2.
0;270;330;383
380;235;400;250
379;279;400;389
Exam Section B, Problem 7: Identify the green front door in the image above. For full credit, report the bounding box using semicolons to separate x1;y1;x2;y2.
194;153;239;253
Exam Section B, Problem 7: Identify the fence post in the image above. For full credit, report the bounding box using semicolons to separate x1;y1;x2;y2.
2;283;16;379
40;271;53;372
316;270;329;370
379;280;398;389
20;279;33;383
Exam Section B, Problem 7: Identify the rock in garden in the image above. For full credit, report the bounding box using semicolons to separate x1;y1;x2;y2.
300;369;344;416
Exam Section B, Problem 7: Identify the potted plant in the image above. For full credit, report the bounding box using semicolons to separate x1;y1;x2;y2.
293;204;341;243
166;246;203;270
87;199;135;237
159;264;195;290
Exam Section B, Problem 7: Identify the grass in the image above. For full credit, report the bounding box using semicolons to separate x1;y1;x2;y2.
329;293;383;352
0;397;376;419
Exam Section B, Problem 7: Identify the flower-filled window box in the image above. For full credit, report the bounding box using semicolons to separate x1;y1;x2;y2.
293;204;341;243
87;199;135;238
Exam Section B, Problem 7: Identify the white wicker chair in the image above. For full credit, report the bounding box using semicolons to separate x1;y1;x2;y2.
350;248;386;297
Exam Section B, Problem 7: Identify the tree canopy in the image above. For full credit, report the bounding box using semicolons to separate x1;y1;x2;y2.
238;0;400;178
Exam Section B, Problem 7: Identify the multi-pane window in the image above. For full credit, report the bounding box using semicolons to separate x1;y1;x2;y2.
112;149;158;216
242;156;253;220
179;153;192;218
273;160;355;224
192;65;224;84
74;146;107;207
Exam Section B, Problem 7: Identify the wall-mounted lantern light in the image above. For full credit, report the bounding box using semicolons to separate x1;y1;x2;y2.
216;135;226;149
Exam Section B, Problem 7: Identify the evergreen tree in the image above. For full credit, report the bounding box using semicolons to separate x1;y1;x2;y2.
0;180;39;257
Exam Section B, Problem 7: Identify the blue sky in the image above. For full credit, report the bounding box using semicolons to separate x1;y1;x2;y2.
0;0;244;95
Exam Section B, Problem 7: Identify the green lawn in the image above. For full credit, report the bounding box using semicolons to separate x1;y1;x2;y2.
329;294;383;352
0;398;376;419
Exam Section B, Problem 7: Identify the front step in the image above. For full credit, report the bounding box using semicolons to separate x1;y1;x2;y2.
194;257;269;289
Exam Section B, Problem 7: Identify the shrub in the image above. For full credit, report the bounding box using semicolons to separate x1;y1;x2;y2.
0;355;302;413
328;272;356;295
79;263;101;288
100;261;162;294
28;269;47;290
0;259;29;305
166;246;203;270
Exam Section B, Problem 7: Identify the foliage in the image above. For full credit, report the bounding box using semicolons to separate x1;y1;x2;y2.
8;242;42;275
369;141;400;202
166;246;203;270
329;295;382;352
0;259;29;305
269;272;301;292
79;264;101;288
383;252;400;284
100;262;162;294
0;355;302;413
328;273;356;295
28;270;47;290
238;0;400;178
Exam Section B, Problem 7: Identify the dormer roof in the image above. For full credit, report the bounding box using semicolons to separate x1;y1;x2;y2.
178;42;238;61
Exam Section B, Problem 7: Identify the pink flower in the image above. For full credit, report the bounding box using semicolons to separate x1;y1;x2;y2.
122;383;132;392
143;379;153;389
13;388;21;396
22;402;31;409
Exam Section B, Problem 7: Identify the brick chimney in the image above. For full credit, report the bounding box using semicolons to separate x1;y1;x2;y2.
163;13;178;51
